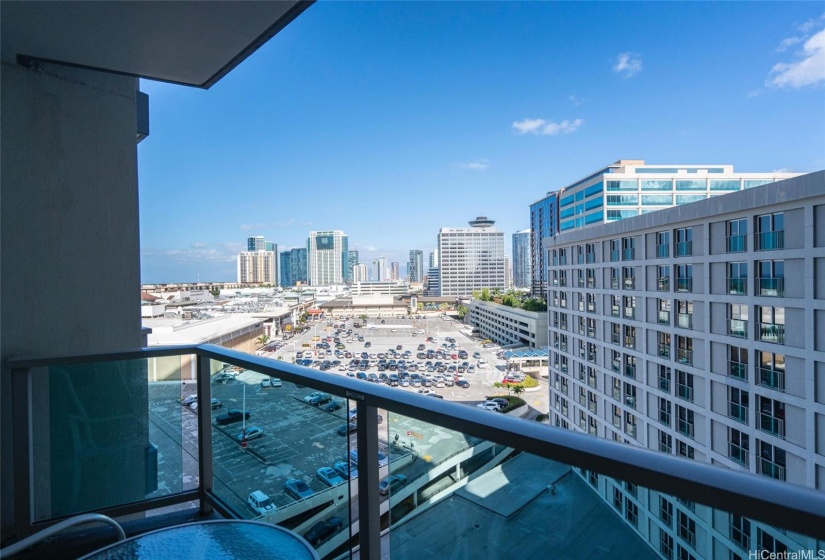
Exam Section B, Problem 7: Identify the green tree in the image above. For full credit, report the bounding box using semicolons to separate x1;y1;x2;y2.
209;287;221;298
256;334;270;347
501;294;517;307
512;385;525;398
457;305;468;319
472;289;481;300
480;288;491;301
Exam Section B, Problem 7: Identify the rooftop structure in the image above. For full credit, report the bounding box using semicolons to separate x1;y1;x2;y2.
438;216;506;297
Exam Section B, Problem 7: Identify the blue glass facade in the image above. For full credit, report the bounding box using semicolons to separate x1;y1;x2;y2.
529;193;558;298
512;230;531;289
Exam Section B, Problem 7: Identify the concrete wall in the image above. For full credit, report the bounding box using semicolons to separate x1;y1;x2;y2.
1;61;143;540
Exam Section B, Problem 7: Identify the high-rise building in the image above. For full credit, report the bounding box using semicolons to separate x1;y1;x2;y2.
425;267;440;297
429;250;438;269
265;241;277;253
545;173;822;560
504;256;511;289
373;256;388;281
438;216;505;297
512;229;531;289
530;161;799;299
408;250;424;283
237;250;276;284
307;231;347;285
247;236;266;251
279;248;307;287
352;263;369;283
347;250;359;284
390;262;400;281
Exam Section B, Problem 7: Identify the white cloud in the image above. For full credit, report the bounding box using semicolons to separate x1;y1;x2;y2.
457;160;490;170
769;27;825;88
240;223;265;231
568;95;582;106
143;242;240;265
512;118;583;136
772;167;791;173
777;36;802;52
613;52;643;78
799;14;825;33
746;88;762;99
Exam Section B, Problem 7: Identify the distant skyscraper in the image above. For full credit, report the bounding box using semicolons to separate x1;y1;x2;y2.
352;263;368;282
237;250;276;284
247;236;266;251
529;194;557;299
347;250;359;284
307;231;347;285
290;248;307;285
428;249;438;269
390;262;399;281
265;241;277;252
373;256;388;281
512;229;531;289
279;252;291;287
408;250;424;283
438;216;505;297
504;255;511;289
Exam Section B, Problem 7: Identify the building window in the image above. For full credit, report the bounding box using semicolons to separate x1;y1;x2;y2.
729;429;749;467
658;265;671;291
757;306;785;344
658;298;671;325
657;331;671;359
728;345;748;380
659;397;672;426
659;365;672;393
676;370;694;402
674;227;693;256
757;396;785;438
610;322;621;346
576;244;585;264
625;497;638;527
675;264;693;292
755;212;784;251
625;411;637;438
576;268;585;288
610;267;620;289
624;353;637;379
558;248;568;265
757;441;786;481
613;486;623;511
586;267;596;288
728;304;748;338
624;382;636;409
660;430;673;454
727;218;747;253
611;349;621;373
610;239;620;262
624;325;636;350
657;231;670;258
611;295;621;318
586;293;596;313
623;296;636;319
622;266;636;290
586;318;597;338
559;269;567;287
660;528;674;559
585;243;596;264
676;440;694;459
676;300;693;330
660;496;674;527
730;515;751;551
675;336;693;366
757;529;788;555
677;406;694;438
622;237;636;261
677;510;696;548
728;387;749;424
727;261;747;295
756;260;784;297
757;351;785;392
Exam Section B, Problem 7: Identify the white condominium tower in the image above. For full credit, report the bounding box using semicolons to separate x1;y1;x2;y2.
307;230;348;285
438;216;505;297
544;172;824;560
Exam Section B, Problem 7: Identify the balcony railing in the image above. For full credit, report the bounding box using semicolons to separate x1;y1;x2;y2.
610;249;620;262
625;424;637;438
758;367;785;392
656;245;669;258
757;413;786;439
728;319;748;338
659;376;671;393
658;344;671;359
758;459;786;481
727;234;747;253
758;323;785;344
728;403;748;424
624;336;636;349
612;387;621;401
758;278;785;297
755;230;785;251
676;348;693;366
612;415;622;429
727;278;747;295
657;277;670;292
611;359;621;373
658;310;670;325
676;384;694;402
622;249;635;261
611;305;620;318
676;313;693;330
674;241;693;257
728;360;748;381
588;401;597;413
675;278;693;292
623;277;636;290
6;344;825;553
624;365;636;379
611;278;620;290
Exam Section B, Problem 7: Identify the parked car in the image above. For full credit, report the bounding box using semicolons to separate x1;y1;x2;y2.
456;379;470;388
248;490;277;516
215;409;251;425
261;377;282;388
212;372;235;384
349;450;388;467
284;479;314;500
236;425;264;441
303;516;343;546
181;394;198;407
325;400;343;412
490;397;510;409
378;474;408;495
334;460;357;480
316;466;345;487
337;423;357;436
476;401;502;412
304;392;332;406
189;397;222;411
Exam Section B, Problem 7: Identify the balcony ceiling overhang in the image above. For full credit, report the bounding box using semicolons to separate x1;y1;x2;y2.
1;0;313;88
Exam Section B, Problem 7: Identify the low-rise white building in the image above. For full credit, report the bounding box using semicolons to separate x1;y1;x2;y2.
465;300;548;349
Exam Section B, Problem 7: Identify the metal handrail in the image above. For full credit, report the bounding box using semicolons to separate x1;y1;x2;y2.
7;344;825;540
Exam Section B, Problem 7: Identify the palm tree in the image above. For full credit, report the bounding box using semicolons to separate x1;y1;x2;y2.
512;385;525;398
256;334;270;347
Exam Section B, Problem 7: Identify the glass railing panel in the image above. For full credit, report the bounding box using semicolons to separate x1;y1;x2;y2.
206;359;352;554
727;278;747;295
758;278;785;297
30;354;197;522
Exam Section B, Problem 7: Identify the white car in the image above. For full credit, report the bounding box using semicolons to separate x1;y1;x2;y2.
477;360;489;369
476;401;502;412
248;490;277;516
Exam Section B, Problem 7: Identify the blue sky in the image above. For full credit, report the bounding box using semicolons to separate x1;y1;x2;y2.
138;2;825;284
